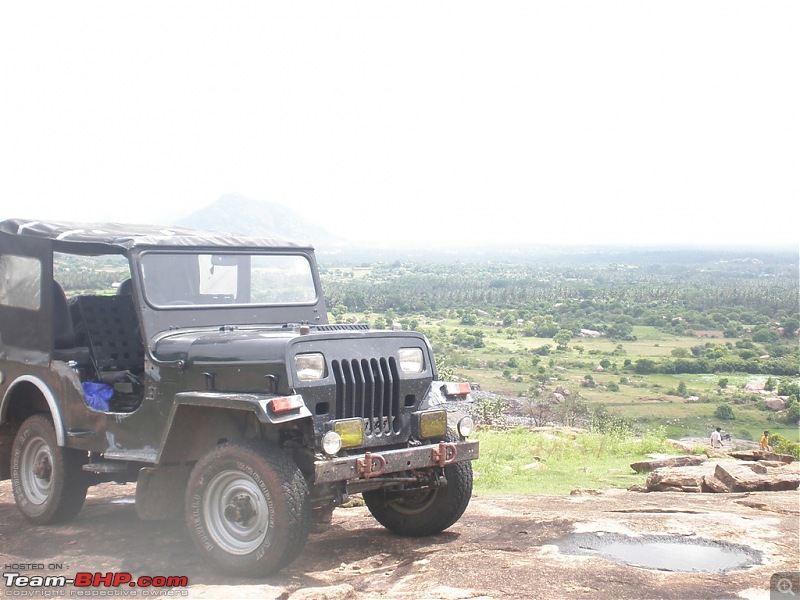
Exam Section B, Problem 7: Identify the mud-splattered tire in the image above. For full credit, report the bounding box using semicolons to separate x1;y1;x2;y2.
11;414;88;524
363;456;473;537
185;440;310;576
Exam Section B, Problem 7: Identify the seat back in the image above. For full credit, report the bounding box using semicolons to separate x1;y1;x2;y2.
70;295;144;374
116;278;133;296
52;281;78;349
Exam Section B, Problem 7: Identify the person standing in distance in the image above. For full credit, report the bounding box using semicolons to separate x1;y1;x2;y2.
710;427;723;449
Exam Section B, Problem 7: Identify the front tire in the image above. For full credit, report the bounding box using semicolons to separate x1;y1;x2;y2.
11;414;88;524
363;458;473;538
185;440;310;576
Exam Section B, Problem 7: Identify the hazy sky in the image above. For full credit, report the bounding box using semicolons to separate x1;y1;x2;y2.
1;2;797;248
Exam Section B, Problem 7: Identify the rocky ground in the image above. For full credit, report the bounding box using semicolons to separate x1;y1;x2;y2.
1;480;798;600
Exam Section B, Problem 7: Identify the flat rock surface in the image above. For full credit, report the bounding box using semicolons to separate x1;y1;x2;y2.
1;481;798;599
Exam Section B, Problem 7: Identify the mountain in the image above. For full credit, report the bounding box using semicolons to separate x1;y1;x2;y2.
173;194;343;246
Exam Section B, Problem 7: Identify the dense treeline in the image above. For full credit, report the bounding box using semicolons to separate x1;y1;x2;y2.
321;258;797;335
321;252;799;376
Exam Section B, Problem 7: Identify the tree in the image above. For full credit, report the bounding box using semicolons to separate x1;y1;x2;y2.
553;329;572;350
555;394;590;427
460;312;478;326
634;359;658;374
780;403;800;426
714;403;735;420
329;304;347;321
781;318;799;339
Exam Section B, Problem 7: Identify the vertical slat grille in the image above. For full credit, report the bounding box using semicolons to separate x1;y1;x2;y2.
331;357;401;436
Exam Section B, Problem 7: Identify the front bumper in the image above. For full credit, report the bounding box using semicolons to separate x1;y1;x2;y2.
313;439;479;484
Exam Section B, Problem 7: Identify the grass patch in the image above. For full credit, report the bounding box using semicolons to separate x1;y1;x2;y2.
472;427;678;496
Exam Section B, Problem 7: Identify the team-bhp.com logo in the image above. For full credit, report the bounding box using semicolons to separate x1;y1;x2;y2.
3;572;188;596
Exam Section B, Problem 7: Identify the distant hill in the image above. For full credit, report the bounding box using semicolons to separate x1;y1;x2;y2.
173;194;343;246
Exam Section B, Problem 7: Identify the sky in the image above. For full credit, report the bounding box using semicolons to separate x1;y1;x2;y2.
1;2;798;248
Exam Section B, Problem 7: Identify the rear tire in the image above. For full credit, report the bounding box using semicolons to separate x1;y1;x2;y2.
11;414;88;524
185;440;310;576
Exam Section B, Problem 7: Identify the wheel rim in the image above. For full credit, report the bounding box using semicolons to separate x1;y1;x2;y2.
386;488;438;515
202;469;270;555
19;435;53;506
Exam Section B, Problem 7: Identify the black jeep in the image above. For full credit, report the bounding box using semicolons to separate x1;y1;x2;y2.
0;219;478;576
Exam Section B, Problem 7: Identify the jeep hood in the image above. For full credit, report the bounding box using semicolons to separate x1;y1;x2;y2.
150;327;432;366
151;328;297;364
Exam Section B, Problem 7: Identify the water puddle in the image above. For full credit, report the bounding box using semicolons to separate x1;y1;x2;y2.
552;532;761;573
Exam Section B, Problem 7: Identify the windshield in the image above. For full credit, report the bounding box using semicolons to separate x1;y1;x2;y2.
139;252;317;308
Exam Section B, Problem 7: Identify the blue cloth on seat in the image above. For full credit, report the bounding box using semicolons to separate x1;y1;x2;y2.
82;382;114;411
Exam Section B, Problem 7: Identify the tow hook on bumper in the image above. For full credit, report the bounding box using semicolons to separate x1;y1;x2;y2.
431;442;457;467
314;439;479;485
357;453;387;478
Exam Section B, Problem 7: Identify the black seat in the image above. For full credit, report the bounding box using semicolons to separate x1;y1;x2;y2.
52;281;90;364
70;295;144;377
52;281;77;349
117;278;133;296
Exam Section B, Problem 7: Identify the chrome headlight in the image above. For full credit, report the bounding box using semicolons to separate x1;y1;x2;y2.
457;416;475;438
322;431;343;456
295;352;326;381
398;347;425;373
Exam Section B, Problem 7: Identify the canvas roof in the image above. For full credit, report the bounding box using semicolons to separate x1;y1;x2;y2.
0;218;311;254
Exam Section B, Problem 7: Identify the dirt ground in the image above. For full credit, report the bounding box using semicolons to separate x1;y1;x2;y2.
1;480;798;600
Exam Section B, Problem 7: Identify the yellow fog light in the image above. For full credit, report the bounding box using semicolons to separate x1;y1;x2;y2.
333;419;364;449
419;409;447;439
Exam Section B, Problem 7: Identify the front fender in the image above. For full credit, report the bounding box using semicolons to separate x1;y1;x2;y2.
157;391;313;464
171;391;313;425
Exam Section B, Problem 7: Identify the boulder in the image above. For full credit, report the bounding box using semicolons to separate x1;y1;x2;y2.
644;459;799;494
746;460;794;474
646;465;712;492
701;474;730;493
630;455;707;473
705;448;729;459
765;397;787;411
714;462;800;492
752;460;789;471
727;450;794;464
